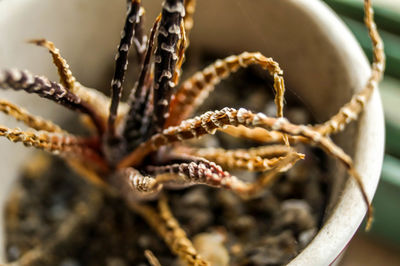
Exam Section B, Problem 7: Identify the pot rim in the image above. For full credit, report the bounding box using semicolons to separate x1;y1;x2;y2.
286;1;384;265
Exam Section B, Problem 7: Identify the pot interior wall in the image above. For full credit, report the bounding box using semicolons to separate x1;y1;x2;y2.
0;0;378;264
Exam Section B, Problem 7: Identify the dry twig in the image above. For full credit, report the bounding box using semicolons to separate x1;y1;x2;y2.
131;197;209;266
313;0;385;136
28;39;76;91
179;145;292;171
166;52;286;127
0;99;64;133
144;249;162;266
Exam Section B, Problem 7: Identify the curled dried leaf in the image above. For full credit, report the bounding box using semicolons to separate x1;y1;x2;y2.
166;52;286;127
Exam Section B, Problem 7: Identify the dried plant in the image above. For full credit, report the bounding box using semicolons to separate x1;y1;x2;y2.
0;0;384;265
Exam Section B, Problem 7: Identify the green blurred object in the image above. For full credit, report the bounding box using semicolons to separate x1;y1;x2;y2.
323;0;400;36
370;155;400;244
340;16;400;79
323;0;400;79
324;0;400;245
381;76;400;158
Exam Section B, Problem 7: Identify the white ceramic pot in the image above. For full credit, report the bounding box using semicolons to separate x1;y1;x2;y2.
0;0;384;265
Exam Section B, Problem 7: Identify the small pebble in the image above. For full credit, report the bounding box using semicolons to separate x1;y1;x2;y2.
299;228;318;249
7;245;20;261
230;215;257;235
245;231;297;265
286;107;310;125
275;200;316;232
49;204;68;221
60;258;80;266
193;232;229;266
138;235;152;249
264;101;277;117
216;190;244;217
181;188;209;208
106;257;127;266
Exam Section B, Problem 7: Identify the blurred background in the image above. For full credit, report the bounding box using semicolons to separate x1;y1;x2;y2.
322;0;400;265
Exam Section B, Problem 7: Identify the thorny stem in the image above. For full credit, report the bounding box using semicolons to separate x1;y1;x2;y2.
119;107;373;226
166;52;286;128
123;15;161;150
108;0;142;137
157;195;209;265
179;144;292;159
144;250;162;266
27;39;106;134
0;99;64;133
130;196;210;266
146;157;234;189
171;21;187;89
116;152;296;200
119;108;316;167
221;125;308;145
109;167;162;201
179;145;293;172
133;6;147;63
144;151;303;197
0;69;105;134
313;0;385;136
28;39;76;92
0;125;85;152
0;125;107;172
235;151;304;198
0;69;81;111
152;0;185;134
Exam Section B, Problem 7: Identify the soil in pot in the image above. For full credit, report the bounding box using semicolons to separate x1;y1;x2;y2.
3;50;330;266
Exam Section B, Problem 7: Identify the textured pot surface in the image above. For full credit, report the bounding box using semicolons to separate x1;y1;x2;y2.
0;0;384;264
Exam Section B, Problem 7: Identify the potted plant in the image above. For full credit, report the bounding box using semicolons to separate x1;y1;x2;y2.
0;0;384;265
